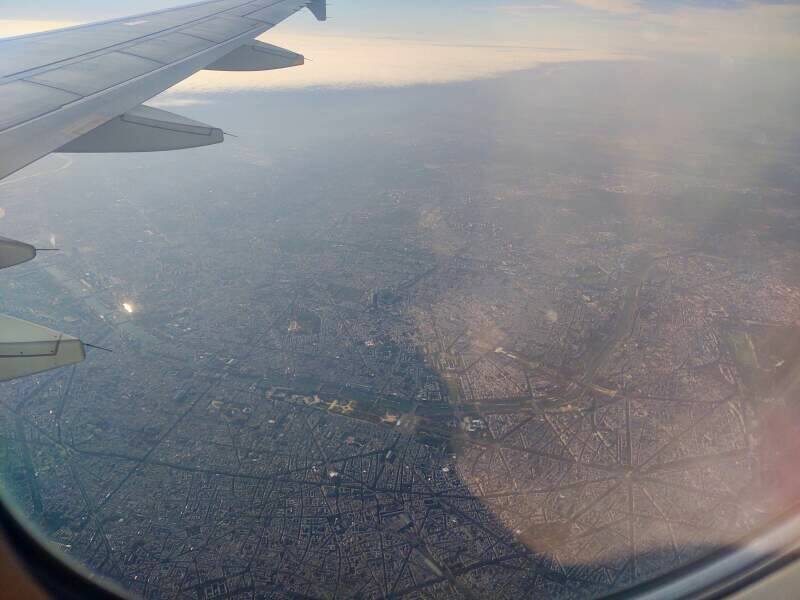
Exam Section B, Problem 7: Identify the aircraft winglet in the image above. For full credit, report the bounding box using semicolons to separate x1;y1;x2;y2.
308;0;326;21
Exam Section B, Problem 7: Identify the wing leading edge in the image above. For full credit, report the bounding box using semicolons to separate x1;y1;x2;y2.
0;0;327;381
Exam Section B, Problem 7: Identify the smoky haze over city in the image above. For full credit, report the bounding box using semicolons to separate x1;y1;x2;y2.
1;1;800;598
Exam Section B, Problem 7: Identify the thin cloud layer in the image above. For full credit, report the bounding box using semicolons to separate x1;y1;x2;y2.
0;20;628;91
0;19;77;37
0;0;797;96
171;33;628;92
571;0;640;13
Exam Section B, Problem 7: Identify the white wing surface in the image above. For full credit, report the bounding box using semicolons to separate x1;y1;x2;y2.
0;0;326;180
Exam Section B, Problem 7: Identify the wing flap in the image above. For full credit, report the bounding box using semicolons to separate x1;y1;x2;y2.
124;33;216;63
225;2;271;17
58;104;224;153
247;4;304;24
0;30;152;78
28;52;163;97
0;80;80;131
180;15;261;43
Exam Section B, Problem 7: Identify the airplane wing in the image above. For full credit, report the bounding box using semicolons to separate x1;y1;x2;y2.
0;0;325;181
0;0;327;380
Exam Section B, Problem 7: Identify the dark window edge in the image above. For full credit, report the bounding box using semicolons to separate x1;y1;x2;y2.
0;493;129;599
604;506;800;600
2;490;800;599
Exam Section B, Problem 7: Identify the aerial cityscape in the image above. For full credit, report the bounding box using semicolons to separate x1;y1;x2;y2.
1;53;799;598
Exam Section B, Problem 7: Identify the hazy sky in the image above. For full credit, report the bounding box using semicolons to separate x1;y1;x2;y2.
1;1;798;90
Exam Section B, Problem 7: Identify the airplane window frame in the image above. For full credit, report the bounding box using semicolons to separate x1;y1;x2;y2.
0;493;130;600
607;508;800;599
2;489;800;599
0;3;798;599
